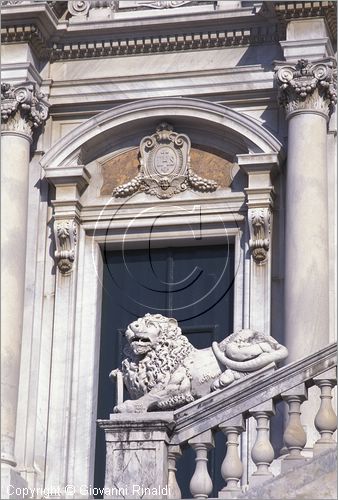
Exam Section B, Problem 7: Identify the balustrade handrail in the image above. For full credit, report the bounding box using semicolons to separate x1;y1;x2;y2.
171;342;337;444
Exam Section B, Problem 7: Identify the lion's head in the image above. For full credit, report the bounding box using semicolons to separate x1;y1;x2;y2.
121;313;194;400
124;313;179;357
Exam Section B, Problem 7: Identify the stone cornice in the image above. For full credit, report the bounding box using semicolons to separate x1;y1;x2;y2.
274;1;337;42
1;22;284;61
275;58;337;119
1;82;49;137
1;1;336;62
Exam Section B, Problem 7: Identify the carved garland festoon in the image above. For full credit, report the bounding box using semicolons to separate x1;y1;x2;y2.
1;82;49;137
113;122;217;199
275;59;337;118
54;220;77;275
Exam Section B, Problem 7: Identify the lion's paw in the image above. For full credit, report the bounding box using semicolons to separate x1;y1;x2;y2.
113;400;146;413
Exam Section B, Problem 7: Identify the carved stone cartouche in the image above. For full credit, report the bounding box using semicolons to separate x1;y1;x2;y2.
112;122;218;199
111;313;288;413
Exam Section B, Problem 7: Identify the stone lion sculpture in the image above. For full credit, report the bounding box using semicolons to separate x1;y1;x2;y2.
110;313;288;413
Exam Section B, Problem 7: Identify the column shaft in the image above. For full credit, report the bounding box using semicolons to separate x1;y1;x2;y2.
1;132;31;465
285;112;329;360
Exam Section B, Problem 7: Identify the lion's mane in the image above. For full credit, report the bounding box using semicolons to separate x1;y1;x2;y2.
121;320;194;400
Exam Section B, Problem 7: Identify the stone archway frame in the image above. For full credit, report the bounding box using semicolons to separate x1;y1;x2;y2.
41;98;285;495
41;97;284;170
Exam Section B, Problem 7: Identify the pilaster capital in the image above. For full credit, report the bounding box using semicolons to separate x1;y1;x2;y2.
1;82;49;139
275;58;337;119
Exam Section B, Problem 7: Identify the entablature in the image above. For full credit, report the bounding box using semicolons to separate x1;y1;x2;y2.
1;1;285;62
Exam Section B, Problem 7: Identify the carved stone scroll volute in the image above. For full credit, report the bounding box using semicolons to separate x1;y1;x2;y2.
275;58;337;118
248;208;271;264
54;219;77;274
113;122;217;199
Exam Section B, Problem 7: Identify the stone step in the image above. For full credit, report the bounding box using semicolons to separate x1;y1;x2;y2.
238;448;337;500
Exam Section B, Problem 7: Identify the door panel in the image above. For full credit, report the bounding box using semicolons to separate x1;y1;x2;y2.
95;244;234;498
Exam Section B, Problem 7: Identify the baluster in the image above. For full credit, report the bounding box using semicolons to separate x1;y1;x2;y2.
313;368;337;456
188;430;214;499
218;415;246;498
168;444;182;500
249;400;275;486
281;384;308;472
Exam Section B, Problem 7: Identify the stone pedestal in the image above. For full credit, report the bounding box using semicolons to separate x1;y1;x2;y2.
98;413;175;500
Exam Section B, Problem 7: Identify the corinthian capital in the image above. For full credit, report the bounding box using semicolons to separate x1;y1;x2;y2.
275;59;337;118
1;82;49;138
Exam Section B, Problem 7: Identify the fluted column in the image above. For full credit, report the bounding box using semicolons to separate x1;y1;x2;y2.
1;83;49;471
275;59;336;360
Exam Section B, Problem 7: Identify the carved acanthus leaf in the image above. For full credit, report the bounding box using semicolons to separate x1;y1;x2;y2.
275;59;337;117
113;122;217;199
54;220;77;274
1;82;49;133
248;208;271;264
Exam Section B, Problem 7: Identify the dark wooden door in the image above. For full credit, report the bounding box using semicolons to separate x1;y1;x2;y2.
95;243;234;497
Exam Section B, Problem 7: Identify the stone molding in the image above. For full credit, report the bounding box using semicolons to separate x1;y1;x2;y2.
40;99;284;170
1;24;282;61
275;58;337;118
1;82;49;138
2;1;336;62
113;122;217;199
53;219;77;275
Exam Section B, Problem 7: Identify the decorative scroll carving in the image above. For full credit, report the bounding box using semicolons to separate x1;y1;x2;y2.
113;123;217;199
111;313;288;413
136;1;193;8
54;220;77;274
248;208;271;264
68;0;91;16
67;0;118;17
276;59;337;117
1;82;49;137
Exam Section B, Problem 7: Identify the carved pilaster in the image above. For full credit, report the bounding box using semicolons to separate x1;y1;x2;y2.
1;82;49;139
275;58;337;119
54;219;77;275
248;208;271;264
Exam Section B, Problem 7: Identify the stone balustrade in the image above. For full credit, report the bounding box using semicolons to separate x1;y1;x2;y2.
98;343;336;499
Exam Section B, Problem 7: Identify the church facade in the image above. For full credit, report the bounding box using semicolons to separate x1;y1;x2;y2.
1;1;337;499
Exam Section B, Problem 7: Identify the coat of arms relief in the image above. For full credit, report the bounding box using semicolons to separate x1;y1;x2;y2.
113;122;218;199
